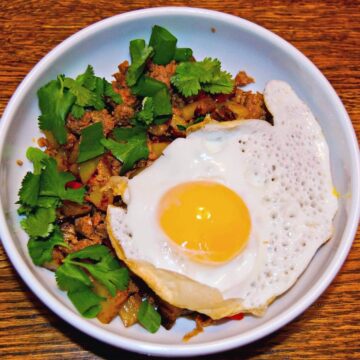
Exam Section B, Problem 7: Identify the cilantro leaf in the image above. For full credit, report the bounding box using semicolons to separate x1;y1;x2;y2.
28;226;68;266
77;122;105;163
56;262;104;318
134;97;154;126
66;244;110;262
101;127;149;174
26;147;50;175
20;207;56;238
138;300;161;333
37;196;60;208
171;58;234;97
75;65;97;90
63;77;95;107
18;172;40;207
71;104;85;119
40;158;85;203
65;245;130;296
56;262;93;291
202;70;234;94
126;39;153;87
104;80;122;104
131;76;172;120
38;76;76;144
56;245;128;317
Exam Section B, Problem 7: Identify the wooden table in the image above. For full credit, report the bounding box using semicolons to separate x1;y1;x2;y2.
0;1;359;359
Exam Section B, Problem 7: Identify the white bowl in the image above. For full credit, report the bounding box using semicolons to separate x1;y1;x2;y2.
0;7;359;357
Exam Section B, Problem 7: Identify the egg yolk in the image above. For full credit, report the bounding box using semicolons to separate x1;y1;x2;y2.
158;181;251;264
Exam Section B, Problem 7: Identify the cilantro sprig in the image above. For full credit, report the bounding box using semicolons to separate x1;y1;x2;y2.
171;58;234;97
55;245;129;318
17;147;85;265
101;127;149;175
37;65;122;144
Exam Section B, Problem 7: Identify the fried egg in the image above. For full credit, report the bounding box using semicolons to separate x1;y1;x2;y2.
107;80;338;319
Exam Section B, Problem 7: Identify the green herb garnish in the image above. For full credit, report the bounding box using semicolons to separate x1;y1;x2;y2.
28;226;68;266
101;126;149;175
38;66;121;143
137;299;161;333
149;25;177;65
171;57;234;97
77;122;105;163
38;76;75;144
174;47;193;62
126;39;154;87
55;245;129;317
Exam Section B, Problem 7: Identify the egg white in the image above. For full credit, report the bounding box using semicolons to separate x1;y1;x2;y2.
107;80;338;315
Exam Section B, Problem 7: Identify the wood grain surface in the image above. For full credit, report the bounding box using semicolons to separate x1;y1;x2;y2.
0;1;359;359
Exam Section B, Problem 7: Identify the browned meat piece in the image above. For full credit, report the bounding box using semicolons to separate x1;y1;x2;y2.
113;104;135;126
116;88;137;107
96;286;129;324
66;110;116;136
75;215;99;240
233;89;266;119
147;61;177;88
235;71;254;87
66;112;92;135
157;299;184;330
69;238;102;253
91;110;116;135
194;98;217;118
60;222;78;245
60;200;92;217
211;105;236;121
113;60;129;88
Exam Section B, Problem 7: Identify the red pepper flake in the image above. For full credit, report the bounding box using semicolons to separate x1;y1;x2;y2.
227;312;244;321
65;180;83;189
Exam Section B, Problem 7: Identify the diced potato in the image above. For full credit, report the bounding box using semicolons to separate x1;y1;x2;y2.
79;157;101;183
93;281;129;324
88;186;103;208
119;293;142;327
148;123;169;136
68;142;79;164
43;130;59;149
181;102;198;121
148;141;170;160
225;101;249;119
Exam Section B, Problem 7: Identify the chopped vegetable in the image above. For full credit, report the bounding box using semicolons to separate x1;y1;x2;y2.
226;312;244;321
55;245;129;318
77;122;105;163
171;58;234;97
126;39;153;86
20;207;56;238
132;76;172;120
149;25;177;65
40;158;85;203
133;97;155;126
79;157;101;183
101;127;149;175
38;76;75;144
174;47;193;62
28;226;68;266
137;299;161;333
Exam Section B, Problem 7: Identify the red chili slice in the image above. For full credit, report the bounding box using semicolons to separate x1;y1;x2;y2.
227;312;244;320
65;180;83;189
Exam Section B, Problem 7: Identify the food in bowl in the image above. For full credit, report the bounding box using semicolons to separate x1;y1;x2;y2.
16;25;338;338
